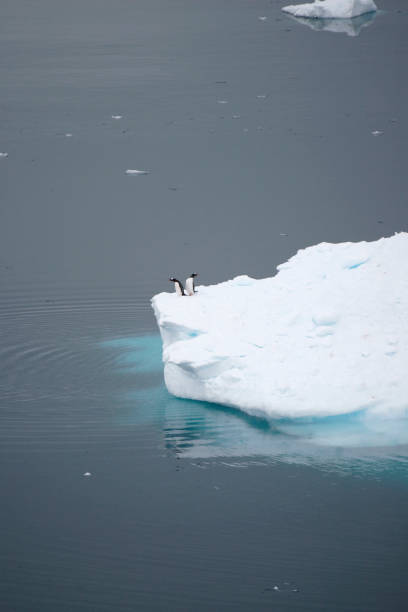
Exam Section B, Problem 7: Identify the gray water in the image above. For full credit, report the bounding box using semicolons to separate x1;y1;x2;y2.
1;1;408;610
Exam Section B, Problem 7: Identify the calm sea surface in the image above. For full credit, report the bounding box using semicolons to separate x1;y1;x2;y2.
1;1;408;610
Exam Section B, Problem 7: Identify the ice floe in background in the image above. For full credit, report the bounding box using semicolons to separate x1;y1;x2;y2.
125;169;150;176
287;9;377;36
282;0;378;19
153;234;408;424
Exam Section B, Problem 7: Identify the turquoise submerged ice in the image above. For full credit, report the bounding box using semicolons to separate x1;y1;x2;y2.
152;234;408;421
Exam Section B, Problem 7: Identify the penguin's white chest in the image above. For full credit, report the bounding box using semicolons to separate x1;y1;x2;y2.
175;283;184;296
185;278;194;296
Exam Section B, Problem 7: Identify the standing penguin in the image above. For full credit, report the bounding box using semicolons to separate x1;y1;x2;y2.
169;277;185;296
185;273;198;296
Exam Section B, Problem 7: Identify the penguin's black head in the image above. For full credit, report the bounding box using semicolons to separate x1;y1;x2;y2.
169;277;176;282
191;273;198;277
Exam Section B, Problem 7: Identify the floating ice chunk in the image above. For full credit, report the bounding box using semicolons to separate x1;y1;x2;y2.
287;10;376;35
112;115;123;119
258;16;268;21
256;94;267;99
125;169;150;175
232;115;241;119
152;233;408;420
65;133;73;137
83;472;92;477
372;130;383;136
217;100;228;104
0;152;8;158
282;0;377;19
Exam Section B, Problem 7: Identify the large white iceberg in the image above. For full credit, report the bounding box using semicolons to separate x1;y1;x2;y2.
282;0;377;19
152;234;408;420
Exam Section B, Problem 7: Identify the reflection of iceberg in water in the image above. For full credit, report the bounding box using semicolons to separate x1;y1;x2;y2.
102;334;408;478
288;11;376;36
127;386;408;478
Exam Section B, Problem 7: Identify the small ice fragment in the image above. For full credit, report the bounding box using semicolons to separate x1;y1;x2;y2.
257;94;267;99
65;133;72;137
280;233;288;236
125;169;150;175
371;130;383;136
258;16;268;21
112;115;122;119
83;472;92;477
243;128;249;132
217;100;228;104
273;585;279;591
0;152;8;158
232;115;241;119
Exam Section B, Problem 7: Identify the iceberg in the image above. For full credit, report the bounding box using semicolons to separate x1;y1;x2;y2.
281;0;377;19
152;234;408;421
288;11;376;36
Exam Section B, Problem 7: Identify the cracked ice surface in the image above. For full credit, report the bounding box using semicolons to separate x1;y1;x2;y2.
282;0;377;20
152;234;408;420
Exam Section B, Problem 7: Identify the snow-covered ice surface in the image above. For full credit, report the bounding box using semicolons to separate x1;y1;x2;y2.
282;0;377;19
152;234;408;431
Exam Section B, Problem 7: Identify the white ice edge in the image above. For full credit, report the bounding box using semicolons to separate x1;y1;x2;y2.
152;233;408;421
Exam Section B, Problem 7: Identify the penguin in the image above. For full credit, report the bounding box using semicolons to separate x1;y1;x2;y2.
169;277;185;296
185;273;198;296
